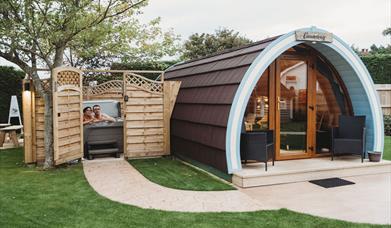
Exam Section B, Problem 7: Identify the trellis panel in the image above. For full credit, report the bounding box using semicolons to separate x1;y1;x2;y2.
83;80;123;101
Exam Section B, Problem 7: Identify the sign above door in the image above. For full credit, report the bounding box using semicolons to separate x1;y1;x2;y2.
295;31;333;43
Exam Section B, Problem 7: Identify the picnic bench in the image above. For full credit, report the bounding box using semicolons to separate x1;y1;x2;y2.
0;125;23;147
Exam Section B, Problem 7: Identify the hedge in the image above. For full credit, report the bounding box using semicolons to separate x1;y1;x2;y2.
0;66;24;123
361;54;391;84
384;115;391;136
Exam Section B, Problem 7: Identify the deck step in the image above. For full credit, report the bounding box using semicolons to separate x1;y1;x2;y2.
232;157;391;188
88;140;117;146
89;148;119;155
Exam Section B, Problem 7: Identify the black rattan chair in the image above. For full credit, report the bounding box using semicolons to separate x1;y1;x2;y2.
331;115;366;162
241;130;275;171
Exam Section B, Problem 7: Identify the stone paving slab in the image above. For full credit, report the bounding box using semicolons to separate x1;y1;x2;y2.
83;159;266;212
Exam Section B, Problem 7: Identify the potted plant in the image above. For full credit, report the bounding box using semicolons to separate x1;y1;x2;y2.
368;151;382;162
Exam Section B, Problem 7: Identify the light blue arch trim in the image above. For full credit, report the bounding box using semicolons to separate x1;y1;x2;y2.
225;27;384;174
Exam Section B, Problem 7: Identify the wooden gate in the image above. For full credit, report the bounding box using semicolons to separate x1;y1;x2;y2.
123;73;165;158
52;67;83;165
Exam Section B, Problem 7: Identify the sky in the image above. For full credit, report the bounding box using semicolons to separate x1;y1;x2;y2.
139;0;390;47
1;0;390;68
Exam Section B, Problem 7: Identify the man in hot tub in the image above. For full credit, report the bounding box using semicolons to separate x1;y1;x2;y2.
92;104;115;123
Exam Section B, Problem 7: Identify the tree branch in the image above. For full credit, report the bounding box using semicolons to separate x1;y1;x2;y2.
64;0;146;44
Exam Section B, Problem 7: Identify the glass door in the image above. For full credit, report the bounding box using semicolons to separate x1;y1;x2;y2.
275;57;315;160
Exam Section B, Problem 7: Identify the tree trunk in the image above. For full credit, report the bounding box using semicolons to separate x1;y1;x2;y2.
42;91;54;169
42;46;64;169
30;48;55;169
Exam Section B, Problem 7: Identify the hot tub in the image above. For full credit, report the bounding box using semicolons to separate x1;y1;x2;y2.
83;100;123;158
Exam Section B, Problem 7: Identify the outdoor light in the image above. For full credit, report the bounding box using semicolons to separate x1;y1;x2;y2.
24;81;30;91
22;81;32;119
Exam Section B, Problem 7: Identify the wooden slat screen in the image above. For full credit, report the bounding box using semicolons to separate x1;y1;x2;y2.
123;73;166;158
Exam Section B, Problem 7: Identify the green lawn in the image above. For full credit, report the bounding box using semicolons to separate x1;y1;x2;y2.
129;157;235;191
0;148;387;227
383;136;391;160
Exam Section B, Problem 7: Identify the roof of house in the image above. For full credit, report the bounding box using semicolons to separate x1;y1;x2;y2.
165;36;280;171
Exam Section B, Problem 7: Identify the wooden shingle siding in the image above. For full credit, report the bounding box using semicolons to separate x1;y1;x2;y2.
172;104;231;127
171;136;227;171
171;119;226;150
176;85;239;104
168;37;278;72
177;67;248;88
167;52;259;79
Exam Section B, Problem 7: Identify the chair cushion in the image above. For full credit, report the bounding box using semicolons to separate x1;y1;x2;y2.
333;138;363;155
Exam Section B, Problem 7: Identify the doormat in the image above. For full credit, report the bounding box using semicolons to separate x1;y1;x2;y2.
309;177;355;188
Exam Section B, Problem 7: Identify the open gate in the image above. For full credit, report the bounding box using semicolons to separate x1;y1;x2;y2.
52;67;83;165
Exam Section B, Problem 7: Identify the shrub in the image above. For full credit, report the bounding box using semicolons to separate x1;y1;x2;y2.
361;54;391;84
384;115;391;136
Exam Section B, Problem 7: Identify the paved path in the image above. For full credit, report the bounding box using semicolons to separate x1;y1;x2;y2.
83;159;266;212
83;158;391;224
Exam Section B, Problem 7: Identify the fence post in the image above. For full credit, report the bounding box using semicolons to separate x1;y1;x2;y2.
22;79;33;163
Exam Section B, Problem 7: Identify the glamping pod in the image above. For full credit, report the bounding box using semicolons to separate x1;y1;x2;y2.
165;27;384;174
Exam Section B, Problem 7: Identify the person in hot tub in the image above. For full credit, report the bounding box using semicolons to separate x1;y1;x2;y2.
92;104;115;123
83;106;95;125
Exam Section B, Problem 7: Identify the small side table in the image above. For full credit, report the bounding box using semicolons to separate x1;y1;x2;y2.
0;125;23;147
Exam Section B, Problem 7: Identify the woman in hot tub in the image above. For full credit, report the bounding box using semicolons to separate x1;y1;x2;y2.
92;104;115;123
83;106;95;125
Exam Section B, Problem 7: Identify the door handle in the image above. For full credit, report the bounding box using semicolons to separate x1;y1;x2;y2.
309;105;314;110
277;96;280;111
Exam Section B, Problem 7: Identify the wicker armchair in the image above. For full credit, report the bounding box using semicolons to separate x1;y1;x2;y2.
331;115;366;162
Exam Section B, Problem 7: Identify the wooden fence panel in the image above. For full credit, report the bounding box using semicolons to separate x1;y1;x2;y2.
123;73;166;158
52;67;83;165
32;81;48;164
375;84;391;115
